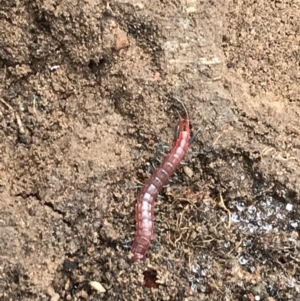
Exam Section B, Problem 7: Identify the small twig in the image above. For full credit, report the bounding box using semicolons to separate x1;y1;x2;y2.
0;66;25;135
218;193;231;229
0;97;13;111
15;113;25;134
32;94;37;115
213;132;224;145
261;146;275;157
261;147;298;162
174;232;184;246
276;153;297;162
228;239;242;255
0;98;25;134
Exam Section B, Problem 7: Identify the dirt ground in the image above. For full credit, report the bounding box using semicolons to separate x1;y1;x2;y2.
1;0;300;300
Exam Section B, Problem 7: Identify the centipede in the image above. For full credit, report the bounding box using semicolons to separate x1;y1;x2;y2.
131;99;199;263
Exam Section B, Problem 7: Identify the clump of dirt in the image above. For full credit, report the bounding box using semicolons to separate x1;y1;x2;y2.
0;0;300;300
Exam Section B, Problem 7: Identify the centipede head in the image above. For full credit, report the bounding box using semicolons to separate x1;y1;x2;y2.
173;97;189;120
178;116;190;133
173;98;190;132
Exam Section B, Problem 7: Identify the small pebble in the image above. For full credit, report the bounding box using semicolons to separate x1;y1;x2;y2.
90;281;106;293
50;294;60;301
47;287;60;301
183;166;194;178
114;28;129;51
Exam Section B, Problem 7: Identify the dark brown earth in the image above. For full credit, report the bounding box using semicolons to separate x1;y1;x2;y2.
1;0;300;300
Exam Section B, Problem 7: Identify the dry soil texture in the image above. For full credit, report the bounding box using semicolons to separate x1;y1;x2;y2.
1;0;300;300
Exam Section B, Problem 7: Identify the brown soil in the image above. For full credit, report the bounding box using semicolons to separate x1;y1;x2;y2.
1;1;300;300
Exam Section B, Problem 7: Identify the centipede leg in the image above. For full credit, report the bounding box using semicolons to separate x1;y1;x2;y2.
174;124;180;140
189;128;201;145
158;144;169;157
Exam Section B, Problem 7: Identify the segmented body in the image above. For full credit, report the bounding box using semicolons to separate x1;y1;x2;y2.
131;115;191;262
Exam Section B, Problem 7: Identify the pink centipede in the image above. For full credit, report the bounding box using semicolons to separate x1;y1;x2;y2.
131;99;198;263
